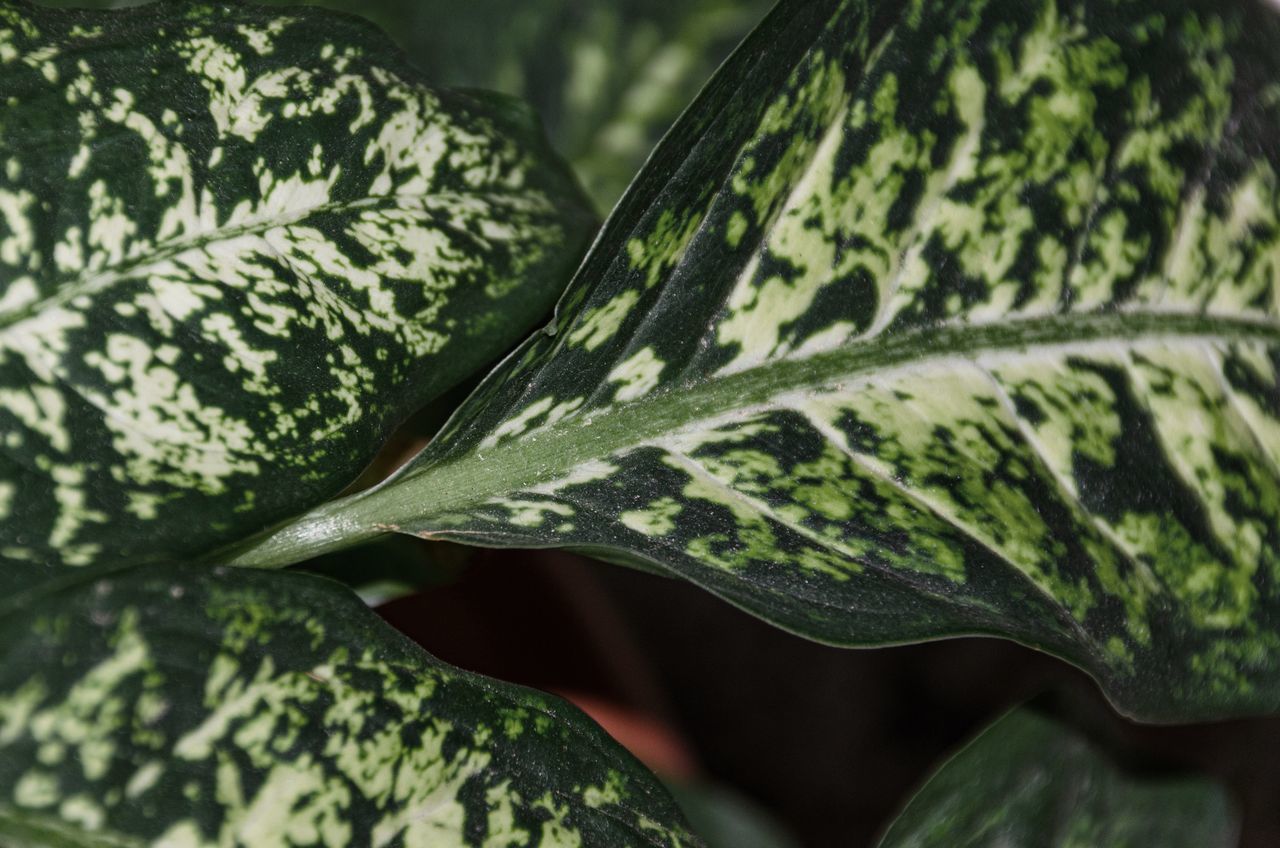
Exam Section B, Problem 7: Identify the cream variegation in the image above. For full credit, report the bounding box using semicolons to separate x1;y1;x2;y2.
36;0;776;211
393;0;777;208
0;1;593;583
232;0;1280;720
0;564;696;847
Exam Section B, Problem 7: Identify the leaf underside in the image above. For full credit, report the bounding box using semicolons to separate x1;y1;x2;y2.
0;564;696;847
876;709;1237;848
245;0;1280;721
0;0;593;583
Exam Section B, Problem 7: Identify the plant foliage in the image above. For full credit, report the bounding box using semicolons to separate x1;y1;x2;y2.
3;0;1279;842
238;0;1280;722
877;710;1237;848
0;564;695;845
0;0;592;583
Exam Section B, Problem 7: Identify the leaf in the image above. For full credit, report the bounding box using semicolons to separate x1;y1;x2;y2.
393;0;777;209
34;0;777;210
0;1;594;579
666;783;802;848
875;709;1237;848
233;0;1280;721
40;0;776;210
0;562;697;847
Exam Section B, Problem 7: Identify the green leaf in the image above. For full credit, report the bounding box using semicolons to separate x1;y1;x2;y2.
235;0;1280;721
0;562;697;846
876;710;1237;847
0;1;594;580
394;0;776;209
33;0;777;210
666;783;801;848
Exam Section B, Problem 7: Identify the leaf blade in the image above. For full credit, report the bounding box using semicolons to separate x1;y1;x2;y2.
234;0;1280;720
876;709;1238;848
0;562;697;847
0;0;594;579
32;0;777;211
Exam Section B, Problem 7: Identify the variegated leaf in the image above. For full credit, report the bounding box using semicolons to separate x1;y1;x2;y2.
0;562;697;846
231;0;1280;720
0;1;593;582
395;0;776;209
36;0;775;211
876;709;1237;847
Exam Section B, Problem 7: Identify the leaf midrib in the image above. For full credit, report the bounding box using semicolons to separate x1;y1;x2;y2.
223;308;1280;569
0;189;532;336
0;806;144;848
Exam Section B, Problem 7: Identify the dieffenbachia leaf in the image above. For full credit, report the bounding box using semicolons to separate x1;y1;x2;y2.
393;0;776;209
0;1;594;581
0;563;697;846
666;783;801;848
37;0;775;210
230;0;1280;721
876;710;1237;847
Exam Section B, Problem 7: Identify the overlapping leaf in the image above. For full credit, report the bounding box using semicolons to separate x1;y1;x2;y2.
392;0;775;208
0;563;696;846
35;0;774;210
667;784;801;848
234;0;1280;720
0;1;594;581
876;709;1237;847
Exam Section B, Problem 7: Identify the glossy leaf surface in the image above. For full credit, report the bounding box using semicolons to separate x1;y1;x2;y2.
0;563;696;846
0;1;593;580
877;710;1237;847
240;0;1280;721
34;0;774;210
396;0;775;208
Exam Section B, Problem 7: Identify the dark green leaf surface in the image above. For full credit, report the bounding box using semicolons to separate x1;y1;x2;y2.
35;0;775;211
239;0;1280;720
0;1;594;581
393;0;775;209
667;783;801;848
0;563;696;847
876;710;1237;847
